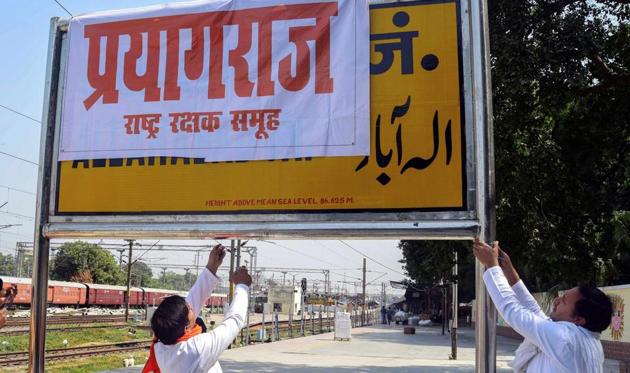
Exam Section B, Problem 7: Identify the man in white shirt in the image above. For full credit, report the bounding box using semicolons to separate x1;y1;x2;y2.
143;244;251;373
473;238;613;373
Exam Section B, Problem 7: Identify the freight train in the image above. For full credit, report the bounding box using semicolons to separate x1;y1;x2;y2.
0;276;227;308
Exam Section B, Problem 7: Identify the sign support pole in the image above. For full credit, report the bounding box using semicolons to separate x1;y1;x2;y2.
29;17;64;373
471;0;497;371
124;239;134;322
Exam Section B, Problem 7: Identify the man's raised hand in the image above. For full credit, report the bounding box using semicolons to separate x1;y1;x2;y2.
206;244;226;276
472;238;500;269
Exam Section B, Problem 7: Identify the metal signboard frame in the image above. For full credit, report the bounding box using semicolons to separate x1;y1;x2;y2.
29;0;497;372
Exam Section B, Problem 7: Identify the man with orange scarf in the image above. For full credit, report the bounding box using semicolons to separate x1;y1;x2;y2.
143;244;251;373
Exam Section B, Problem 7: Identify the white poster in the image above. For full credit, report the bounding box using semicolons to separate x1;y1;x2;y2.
59;0;370;162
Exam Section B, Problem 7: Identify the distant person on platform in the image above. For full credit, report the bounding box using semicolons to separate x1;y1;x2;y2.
143;244;251;373
387;306;394;325
381;306;387;324
473;238;613;373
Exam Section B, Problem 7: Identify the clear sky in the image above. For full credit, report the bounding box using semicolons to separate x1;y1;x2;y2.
0;0;407;296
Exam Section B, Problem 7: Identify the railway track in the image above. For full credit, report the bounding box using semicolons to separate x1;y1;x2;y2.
6;315;127;327
0;323;150;336
0;340;152;367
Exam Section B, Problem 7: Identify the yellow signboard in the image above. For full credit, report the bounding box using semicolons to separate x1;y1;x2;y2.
56;0;465;214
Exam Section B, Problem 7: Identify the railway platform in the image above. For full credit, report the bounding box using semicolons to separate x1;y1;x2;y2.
102;324;521;372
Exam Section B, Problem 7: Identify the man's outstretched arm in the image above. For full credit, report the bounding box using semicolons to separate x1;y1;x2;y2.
195;267;252;370
473;239;569;369
498;247;546;318
186;244;226;317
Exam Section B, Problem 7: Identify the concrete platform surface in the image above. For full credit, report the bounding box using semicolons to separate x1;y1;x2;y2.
218;325;518;372
102;325;520;372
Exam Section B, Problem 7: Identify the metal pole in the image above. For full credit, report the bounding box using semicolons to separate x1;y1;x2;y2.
117;249;124;268
288;310;293;338
310;307;314;335
124;239;134;323
195;250;200;278
261;310;266;342
362;258;366;326
300;290;305;336
442;287;447;335
236;239;241;267
451;249;459;360
319;305;323;334
472;0;497;368
229;240;235;302
245;248;252;345
29;17;64;373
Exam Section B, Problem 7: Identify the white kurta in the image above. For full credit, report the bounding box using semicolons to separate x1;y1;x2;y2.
155;268;249;373
483;266;604;373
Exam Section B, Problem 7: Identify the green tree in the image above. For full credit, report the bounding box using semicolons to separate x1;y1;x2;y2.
489;0;629;291
0;253;16;276
400;0;629;293
129;261;164;288
51;241;124;285
398;241;476;302
157;270;197;291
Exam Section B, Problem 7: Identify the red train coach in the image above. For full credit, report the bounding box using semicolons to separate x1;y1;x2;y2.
206;293;227;307
1;276;32;306
48;280;88;305
86;284;143;306
142;287;184;306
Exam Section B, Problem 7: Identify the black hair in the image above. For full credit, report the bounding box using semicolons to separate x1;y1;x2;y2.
150;295;189;345
195;317;207;333
575;283;613;333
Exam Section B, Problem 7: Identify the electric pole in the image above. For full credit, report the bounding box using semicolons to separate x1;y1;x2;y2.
124;239;134;323
228;240;235;302
362;258;366;324
450;249;459;360
117;248;125;268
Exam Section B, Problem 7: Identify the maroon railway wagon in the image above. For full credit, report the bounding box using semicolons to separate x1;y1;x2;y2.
0;276;227;308
86;283;143;306
48;280;88;305
206;293;227;307
1;277;32;305
142;287;186;306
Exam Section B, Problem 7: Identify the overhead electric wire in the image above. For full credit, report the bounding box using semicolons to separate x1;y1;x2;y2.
0;151;38;166
52;0;73;16
0;211;34;220
0;185;36;196
338;240;406;276
317;240;354;262
0;231;31;238
0;104;41;125
132;240;161;264
329;271;362;281
260;240;340;268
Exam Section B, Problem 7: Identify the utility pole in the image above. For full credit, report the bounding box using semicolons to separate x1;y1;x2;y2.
236;239;242;267
382;282;386;305
362;258;366;324
117;248;125;268
195;250;201;277
124;239;134;323
450;249;459;360
184;268;191;288
442;285;447;336
228;240;235;302
161;267;167;285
